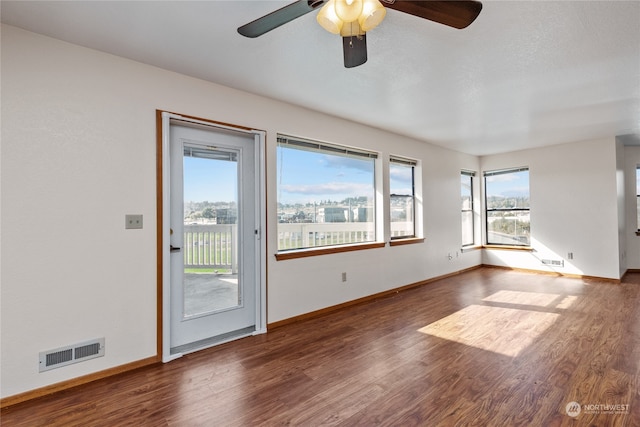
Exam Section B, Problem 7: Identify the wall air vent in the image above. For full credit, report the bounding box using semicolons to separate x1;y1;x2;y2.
541;259;564;267
39;338;105;372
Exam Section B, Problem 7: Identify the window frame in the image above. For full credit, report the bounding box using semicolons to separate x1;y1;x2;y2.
484;167;531;247
275;134;380;256
389;156;417;240
461;170;475;247
636;165;639;233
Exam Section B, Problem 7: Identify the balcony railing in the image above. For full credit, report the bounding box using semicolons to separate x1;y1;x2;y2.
183;224;237;273
278;222;374;250
183;221;414;271
277;222;413;250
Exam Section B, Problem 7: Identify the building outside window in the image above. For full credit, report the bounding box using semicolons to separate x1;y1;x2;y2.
389;157;417;239
276;135;377;251
484;167;530;246
461;171;475;246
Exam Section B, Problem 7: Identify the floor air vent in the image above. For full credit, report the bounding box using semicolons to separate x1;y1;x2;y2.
541;259;564;267
39;338;105;372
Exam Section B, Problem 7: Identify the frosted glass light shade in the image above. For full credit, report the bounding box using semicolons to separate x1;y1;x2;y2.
359;0;386;32
317;0;385;36
317;0;343;34
340;20;364;37
334;0;363;22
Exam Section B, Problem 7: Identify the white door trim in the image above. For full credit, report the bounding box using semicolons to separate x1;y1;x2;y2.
160;112;266;363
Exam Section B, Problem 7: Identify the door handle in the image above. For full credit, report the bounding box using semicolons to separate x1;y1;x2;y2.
170;245;181;252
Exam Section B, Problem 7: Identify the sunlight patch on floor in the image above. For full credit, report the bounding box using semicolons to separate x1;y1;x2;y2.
482;290;560;307
418;305;560;357
555;295;578;309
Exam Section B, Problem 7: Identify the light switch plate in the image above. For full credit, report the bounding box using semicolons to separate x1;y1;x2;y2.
125;214;143;229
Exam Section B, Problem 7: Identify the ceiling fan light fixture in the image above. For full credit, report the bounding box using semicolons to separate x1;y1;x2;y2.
359;0;386;31
318;0;382;36
334;0;363;22
240;0;483;68
340;20;364;37
317;0;343;34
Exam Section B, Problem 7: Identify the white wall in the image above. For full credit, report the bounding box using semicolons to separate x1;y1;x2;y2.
616;139;627;277
625;146;640;269
480;138;621;279
268;144;482;323
1;25;481;398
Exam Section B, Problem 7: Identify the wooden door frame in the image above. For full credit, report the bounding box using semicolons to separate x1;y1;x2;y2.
156;110;267;362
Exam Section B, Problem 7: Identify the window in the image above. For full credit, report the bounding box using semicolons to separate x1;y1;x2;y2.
389;157;416;239
461;171;475;246
637;166;640;231
484;167;530;246
276;135;377;251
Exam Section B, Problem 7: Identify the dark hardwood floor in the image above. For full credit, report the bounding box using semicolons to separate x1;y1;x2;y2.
2;267;639;426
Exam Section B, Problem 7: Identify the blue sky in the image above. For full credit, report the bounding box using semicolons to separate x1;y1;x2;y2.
278;147;375;205
485;170;530;198
183;148;534;205
183;148;376;205
183;149;374;204
389;163;413;195
183;156;237;203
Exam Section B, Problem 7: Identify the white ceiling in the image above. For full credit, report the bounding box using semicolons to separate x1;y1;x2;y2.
2;0;639;155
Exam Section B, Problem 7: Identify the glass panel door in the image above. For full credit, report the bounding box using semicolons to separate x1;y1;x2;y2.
169;123;257;354
183;146;240;317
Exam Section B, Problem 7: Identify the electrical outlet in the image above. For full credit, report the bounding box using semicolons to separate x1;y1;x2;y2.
342;272;347;282
567;252;574;260
125;214;143;229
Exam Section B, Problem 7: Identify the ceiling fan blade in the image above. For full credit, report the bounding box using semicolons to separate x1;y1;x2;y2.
343;35;368;68
382;0;482;29
238;0;327;38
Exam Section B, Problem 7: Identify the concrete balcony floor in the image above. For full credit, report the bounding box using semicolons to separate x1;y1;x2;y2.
184;273;239;316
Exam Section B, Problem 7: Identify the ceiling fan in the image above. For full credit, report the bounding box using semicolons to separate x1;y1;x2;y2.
238;0;482;68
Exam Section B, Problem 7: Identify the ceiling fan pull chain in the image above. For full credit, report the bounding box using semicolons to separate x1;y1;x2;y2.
349;21;354;47
347;21;358;48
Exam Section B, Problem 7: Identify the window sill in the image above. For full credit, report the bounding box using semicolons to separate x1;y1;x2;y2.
389;237;425;247
275;242;385;261
461;245;482;253
483;245;534;252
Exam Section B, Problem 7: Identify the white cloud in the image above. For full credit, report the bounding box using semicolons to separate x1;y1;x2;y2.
390;166;412;180
281;182;372;196
321;155;373;173
486;173;519;183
